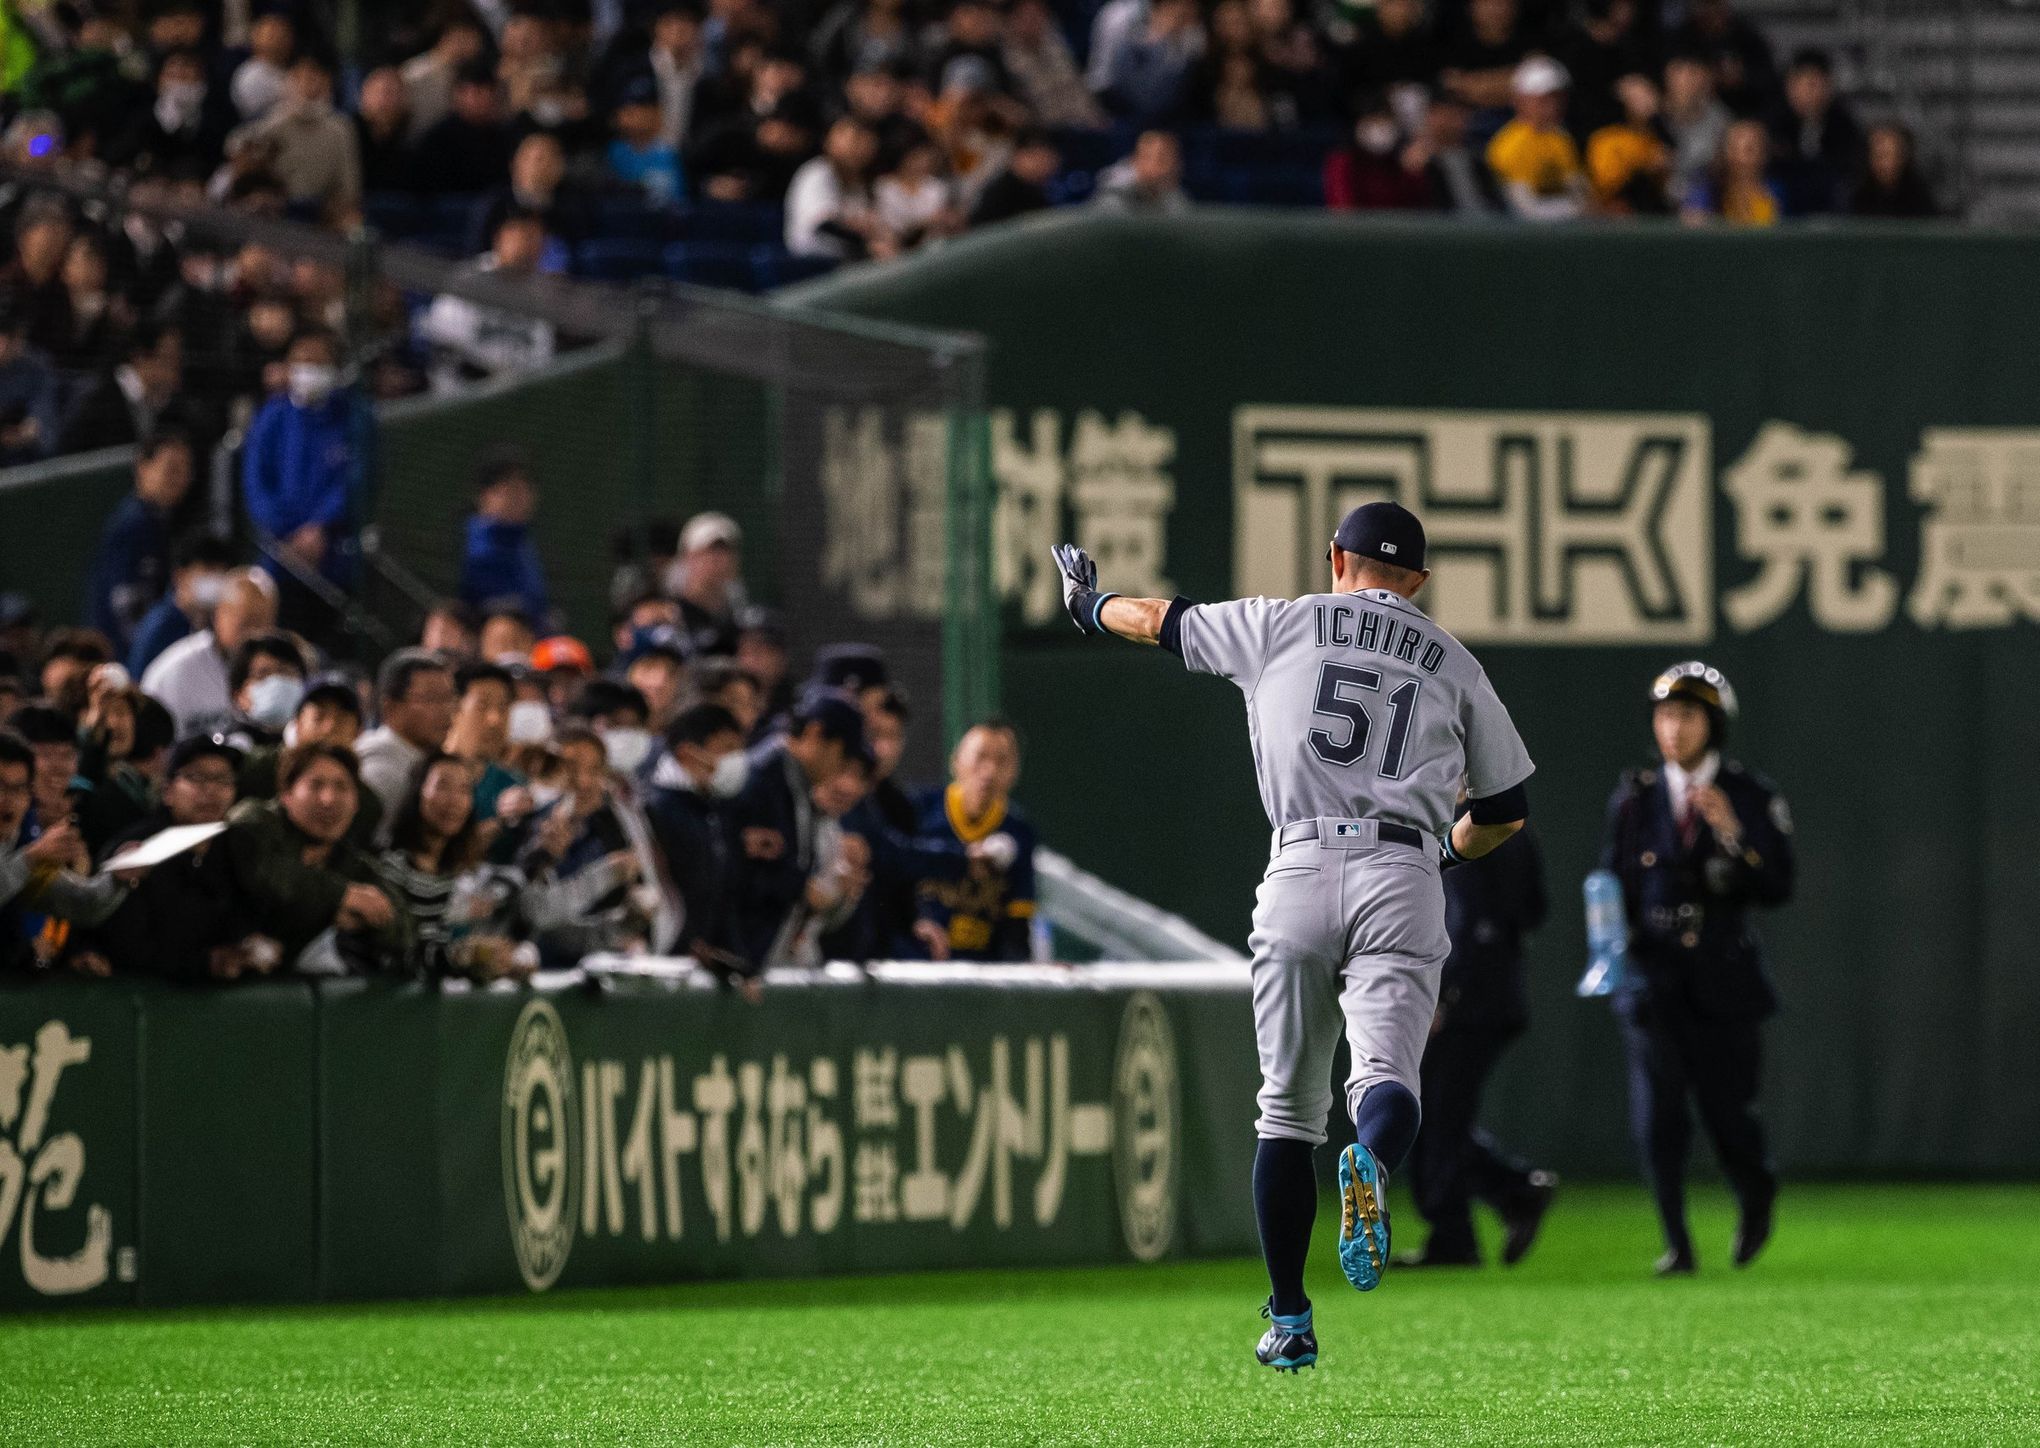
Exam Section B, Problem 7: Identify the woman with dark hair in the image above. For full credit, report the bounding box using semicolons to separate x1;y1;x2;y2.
1850;123;1937;219
378;751;533;980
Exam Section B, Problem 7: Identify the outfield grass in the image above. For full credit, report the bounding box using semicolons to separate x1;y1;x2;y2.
5;1183;2038;1446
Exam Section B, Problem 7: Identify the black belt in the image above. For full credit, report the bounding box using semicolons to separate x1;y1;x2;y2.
1275;819;1424;850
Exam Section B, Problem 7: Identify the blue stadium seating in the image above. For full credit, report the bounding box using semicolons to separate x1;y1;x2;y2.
662;240;755;289
576;238;663;281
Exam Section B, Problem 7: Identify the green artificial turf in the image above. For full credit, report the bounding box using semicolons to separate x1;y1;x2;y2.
5;1183;2038;1446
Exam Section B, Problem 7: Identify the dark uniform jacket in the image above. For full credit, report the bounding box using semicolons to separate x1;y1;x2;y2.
214;798;410;971
1438;824;1547;1033
1598;758;1795;1021
722;739;819;969
646;780;733;965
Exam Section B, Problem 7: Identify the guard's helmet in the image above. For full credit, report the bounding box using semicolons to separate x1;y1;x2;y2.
1650;661;1737;744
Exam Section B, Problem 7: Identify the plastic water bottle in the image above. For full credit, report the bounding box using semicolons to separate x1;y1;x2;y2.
1576;869;1631;998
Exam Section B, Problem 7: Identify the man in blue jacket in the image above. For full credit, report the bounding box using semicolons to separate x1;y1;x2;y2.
459;452;550;625
242;328;373;625
85;429;195;655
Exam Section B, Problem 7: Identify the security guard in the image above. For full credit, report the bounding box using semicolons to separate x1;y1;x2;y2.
1403;823;1558;1267
1598;662;1794;1275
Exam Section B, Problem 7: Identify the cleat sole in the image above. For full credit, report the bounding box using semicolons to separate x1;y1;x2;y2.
1338;1144;1390;1292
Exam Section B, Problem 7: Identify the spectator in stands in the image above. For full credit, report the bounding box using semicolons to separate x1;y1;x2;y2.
48;229;131;375
242;327;371;611
1670;0;1775;118
377;750;532;980
724;687;869;967
480;607;540;664
1851;123;1937;220
72;669;158;854
61;320;189;454
1003;0;1104;129
734;608;792;720
531;635;596;717
419;601;480;661
141;568;277;736
458;453;552;625
1341;0;1438;121
238;671;367;810
4;203;72;361
222;630;311;750
414;62;518;195
625;637;691;735
1325;98;1435;211
1683;117;1780;226
231;12;297;123
1189;2;1274;130
402;18;489;140
447;660;524;821
673;512;747;655
129;533;235;677
80;733;243;978
1768;49;1862;216
9;703;82;838
355;649;457;829
36;629;112;718
1086;0;1148;97
1662;50;1732;203
970;130;1060;227
1098;0;1204;126
110;48;234;178
645;701;751;988
877;137;965;249
214;741;408;976
0;728;136;975
518;717;668;963
1551;0;1652;141
692;49;825;204
1487;57;1587;221
693;655;766;734
226;52;361;223
838;64;921;171
782;751;874;966
822;683;919;961
642;3;710;152
475;133;592;256
0;293;61;465
812;0;921;91
1587;71;1674;215
420;211;559;390
1092;130;1191;215
1439;0;1530;115
910;717;1035;961
608;77;688;207
85;428;195;654
1248;0;1334;124
353;67;417;195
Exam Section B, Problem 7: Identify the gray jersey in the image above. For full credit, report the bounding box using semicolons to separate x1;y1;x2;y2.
1178;587;1533;839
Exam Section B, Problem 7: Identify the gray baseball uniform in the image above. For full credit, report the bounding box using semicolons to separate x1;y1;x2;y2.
1177;586;1533;1144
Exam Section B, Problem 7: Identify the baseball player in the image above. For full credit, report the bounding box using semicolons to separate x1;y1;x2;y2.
1051;502;1533;1373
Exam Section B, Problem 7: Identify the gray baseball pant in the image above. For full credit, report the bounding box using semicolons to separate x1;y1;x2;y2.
1247;817;1451;1145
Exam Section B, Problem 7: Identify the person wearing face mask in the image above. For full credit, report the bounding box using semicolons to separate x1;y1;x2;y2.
524;722;675;965
221;630;311;751
109;48;234;177
645;702;750;987
141;568;279;737
127;534;237;677
1324;98;1435;211
242;327;373;635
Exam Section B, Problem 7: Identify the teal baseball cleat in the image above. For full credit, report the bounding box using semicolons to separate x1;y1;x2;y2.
1255;1300;1317;1373
1338;1143;1391;1291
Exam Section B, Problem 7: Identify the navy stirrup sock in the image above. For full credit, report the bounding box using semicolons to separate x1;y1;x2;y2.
1254;1137;1318;1317
1353;1081;1422;1177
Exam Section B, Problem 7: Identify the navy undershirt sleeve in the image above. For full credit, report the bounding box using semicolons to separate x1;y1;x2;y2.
1469;780;1529;824
1158;596;1195;658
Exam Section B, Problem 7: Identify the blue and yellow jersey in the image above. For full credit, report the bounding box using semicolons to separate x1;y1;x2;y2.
910;785;1037;962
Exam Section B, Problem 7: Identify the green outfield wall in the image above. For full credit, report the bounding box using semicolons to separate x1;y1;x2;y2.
0;968;1256;1311
794;213;2040;1179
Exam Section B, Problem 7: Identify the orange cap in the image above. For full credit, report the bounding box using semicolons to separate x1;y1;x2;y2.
530;635;595;674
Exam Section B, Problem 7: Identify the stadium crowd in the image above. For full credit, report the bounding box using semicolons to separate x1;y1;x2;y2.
0;503;1042;986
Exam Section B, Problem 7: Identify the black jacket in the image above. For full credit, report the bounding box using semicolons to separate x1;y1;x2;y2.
1438;824;1547;1032
1597;759;1795;1021
722;740;818;968
645;781;733;965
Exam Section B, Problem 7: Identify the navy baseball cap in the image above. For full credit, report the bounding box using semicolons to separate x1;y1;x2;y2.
809;643;889;695
1330;501;1426;572
794;686;875;766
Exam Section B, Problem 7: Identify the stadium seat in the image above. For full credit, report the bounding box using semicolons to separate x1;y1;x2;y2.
576;238;664;281
362;192;423;242
663;240;758;290
750;247;836;290
679;202;785;245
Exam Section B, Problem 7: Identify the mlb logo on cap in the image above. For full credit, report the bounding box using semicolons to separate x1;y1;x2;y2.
1329;501;1427;572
